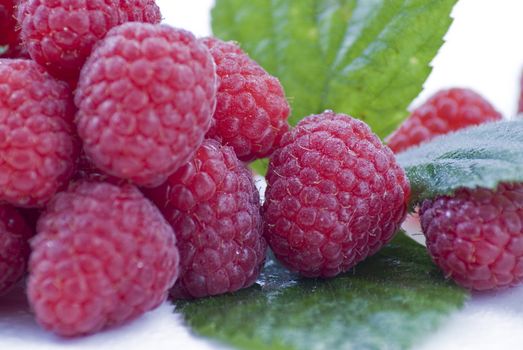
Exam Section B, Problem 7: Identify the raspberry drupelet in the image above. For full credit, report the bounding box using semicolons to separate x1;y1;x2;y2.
386;88;502;153
75;23;217;187
263;111;410;278
420;183;523;291
146;139;266;299
28;181;179;336
201;37;290;162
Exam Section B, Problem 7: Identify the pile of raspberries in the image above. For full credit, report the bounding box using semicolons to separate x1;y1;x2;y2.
1;0;522;338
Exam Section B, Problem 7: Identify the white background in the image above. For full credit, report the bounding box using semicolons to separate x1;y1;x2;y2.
1;0;523;349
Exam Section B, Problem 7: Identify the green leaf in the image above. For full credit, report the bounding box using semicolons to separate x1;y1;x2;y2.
397;120;523;205
176;233;467;350
212;0;456;138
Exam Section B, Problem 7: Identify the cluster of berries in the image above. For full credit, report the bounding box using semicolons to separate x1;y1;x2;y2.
0;0;290;337
0;0;409;338
1;0;523;340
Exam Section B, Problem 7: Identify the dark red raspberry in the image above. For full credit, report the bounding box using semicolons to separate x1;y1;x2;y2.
420;183;523;291
263;111;410;278
28;181;179;336
0;205;33;296
17;0;161;81
0;59;77;207
0;0;26;58
146;139;266;299
386;88;502;153
76;23;216;187
201;37;290;162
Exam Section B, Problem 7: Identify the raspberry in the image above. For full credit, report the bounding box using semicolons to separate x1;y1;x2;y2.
420;183;523;291
0;0;25;58
0;205;33;296
146;139;266;299
76;23;216;187
17;0;161;81
263;111;410;277
386;88;502;153
0;59;77;207
201;37;290;162
28;181;179;336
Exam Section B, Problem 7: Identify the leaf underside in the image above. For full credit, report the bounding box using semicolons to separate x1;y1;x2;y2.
176;233;467;350
212;0;457;139
397;120;523;205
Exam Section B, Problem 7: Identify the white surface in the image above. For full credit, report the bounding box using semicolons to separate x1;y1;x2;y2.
2;0;523;349
0;284;216;350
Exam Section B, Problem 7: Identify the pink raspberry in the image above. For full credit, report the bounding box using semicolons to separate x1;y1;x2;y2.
386;88;502;153
76;23;216;187
201;37;290;162
17;0;161;81
420;183;523;291
146;139;266;299
28;181;179;336
0;59;78;207
0;205;33;296
263;111;410;278
0;0;26;58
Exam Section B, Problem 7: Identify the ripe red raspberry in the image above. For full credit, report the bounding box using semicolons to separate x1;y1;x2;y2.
28;181;179;336
0;205;33;296
0;0;25;58
17;0;161;81
201;37;290;162
386;88;502;153
263;111;410;278
420;183;523;291
76;23;216;187
0;59;77;207
146;139;266;299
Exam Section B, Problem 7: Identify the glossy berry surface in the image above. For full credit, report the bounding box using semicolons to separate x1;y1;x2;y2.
76;23;217;187
263;111;410;277
0;205;33;295
147;139;266;299
202;37;290;162
0;59;77;207
28;181;179;336
17;0;161;80
420;183;523;291
386;88;502;153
